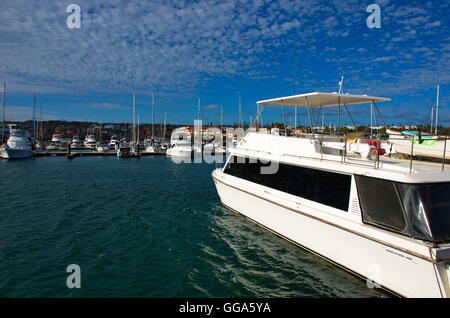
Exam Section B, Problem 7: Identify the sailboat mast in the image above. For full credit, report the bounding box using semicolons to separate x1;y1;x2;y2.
431;107;434;134
132;94;136;145
294;106;297;130
220;105;223;131
33;93;37;139
163;111;167;140
2;83;5;142
39;100;43;142
435;85;440;135
197;98;200;121
152;93;155;139
238;93;242;128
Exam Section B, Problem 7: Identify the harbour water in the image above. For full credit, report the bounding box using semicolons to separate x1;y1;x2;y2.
0;156;389;297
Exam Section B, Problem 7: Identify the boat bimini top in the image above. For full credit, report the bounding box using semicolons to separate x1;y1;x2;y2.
257;92;391;108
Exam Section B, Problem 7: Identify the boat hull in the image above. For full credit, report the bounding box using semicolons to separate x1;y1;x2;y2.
212;169;447;298
0;148;34;159
166;147;193;158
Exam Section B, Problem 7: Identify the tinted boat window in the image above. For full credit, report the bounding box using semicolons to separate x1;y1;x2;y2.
355;176;407;232
397;182;450;242
224;156;351;211
287;165;351;211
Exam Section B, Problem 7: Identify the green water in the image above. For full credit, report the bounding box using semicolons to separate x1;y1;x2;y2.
0;156;388;297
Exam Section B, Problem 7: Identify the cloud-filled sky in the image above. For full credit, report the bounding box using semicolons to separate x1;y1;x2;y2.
0;0;449;126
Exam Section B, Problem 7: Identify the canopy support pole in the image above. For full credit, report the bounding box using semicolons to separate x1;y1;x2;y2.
281;100;288;136
338;96;341;135
305;96;314;134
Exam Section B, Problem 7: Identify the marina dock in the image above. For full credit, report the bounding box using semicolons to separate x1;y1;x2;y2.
35;151;166;157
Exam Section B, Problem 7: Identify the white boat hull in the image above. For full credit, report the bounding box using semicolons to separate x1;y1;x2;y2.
212;169;447;298
0;148;34;159
166;147;193;158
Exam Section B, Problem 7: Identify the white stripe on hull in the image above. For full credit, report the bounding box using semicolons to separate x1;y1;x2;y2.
0;149;34;159
213;170;446;298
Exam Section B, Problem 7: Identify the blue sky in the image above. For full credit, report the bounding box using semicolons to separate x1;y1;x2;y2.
1;0;449;126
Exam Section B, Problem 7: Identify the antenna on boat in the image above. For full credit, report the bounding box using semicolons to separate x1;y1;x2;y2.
338;76;344;94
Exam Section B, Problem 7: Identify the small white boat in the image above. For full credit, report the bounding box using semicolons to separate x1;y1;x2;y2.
46;134;63;150
108;135;120;149
117;143;139;158
70;136;84;149
389;131;450;159
166;128;193;158
96;142;109;153
0;129;34;159
84;135;97;149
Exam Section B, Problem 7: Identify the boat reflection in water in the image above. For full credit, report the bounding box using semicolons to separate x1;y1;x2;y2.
201;204;389;297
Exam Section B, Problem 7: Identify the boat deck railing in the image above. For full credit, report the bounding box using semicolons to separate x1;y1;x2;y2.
238;130;450;174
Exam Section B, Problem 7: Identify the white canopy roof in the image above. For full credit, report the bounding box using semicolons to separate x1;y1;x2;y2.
257;92;391;107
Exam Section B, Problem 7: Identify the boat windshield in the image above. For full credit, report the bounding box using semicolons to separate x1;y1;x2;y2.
397;182;450;243
356;175;450;243
10;130;28;137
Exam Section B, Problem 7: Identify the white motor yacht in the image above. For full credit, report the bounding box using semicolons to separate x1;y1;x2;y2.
70;136;84;149
46;134;63;150
84;135;97;149
166;128;193;158
108;135;120;149
96;142;109;153
212;91;450;298
0;129;34;159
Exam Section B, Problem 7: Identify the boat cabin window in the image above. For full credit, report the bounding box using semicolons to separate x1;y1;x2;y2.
356;175;450;243
356;176;407;232
224;156;351;211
